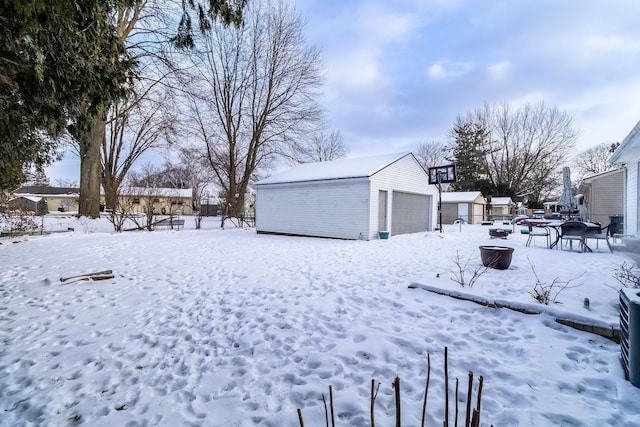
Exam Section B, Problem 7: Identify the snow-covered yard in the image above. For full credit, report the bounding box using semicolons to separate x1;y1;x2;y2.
1;216;638;426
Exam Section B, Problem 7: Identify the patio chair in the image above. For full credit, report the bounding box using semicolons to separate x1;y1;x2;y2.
585;223;613;253
526;223;550;248
560;221;590;252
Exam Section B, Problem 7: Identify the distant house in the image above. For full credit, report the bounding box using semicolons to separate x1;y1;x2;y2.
610;120;640;235
8;196;48;215
256;152;438;240
15;186;79;212
488;196;515;221
440;191;486;224
119;187;193;216
577;168;624;226
13;185;194;215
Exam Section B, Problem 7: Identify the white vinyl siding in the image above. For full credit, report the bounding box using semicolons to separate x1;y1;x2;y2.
584;169;624;226
368;155;436;239
256;178;370;239
632;163;639;235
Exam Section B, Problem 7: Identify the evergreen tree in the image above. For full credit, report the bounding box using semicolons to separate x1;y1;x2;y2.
449;117;488;192
1;0;133;191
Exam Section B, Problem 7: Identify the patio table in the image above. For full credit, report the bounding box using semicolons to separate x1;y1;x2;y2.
545;221;600;250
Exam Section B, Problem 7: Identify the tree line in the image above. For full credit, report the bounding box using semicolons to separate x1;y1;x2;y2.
415;103;619;207
1;0;348;220
2;0;619;219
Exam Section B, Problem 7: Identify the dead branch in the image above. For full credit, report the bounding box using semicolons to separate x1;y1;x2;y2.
60;270;113;282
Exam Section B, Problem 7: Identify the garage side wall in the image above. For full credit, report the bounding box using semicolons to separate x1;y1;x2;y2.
256;178;371;239
368;156;437;239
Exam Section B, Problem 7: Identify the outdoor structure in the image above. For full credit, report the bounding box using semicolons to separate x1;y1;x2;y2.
7;196;48;215
488;196;515;221
255;152;437;240
13;186;194;215
440;191;486;224
577;168;624;226
610;120;640;235
119;187;194;216
14;186;79;212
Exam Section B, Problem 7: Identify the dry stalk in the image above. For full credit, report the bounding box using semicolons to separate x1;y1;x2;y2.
465;371;473;427
371;379;380;427
613;262;640;289
450;251;492;288
527;257;583;304
393;376;401;427
322;394;328;427
444;346;450;426
329;386;335;427
455;378;459;427
421;353;431;427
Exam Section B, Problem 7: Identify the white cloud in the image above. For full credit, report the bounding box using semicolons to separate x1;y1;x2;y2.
585;35;640;52
316;2;426;92
488;61;511;80
427;59;474;79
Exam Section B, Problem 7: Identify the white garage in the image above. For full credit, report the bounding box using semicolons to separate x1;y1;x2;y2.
255;152;438;240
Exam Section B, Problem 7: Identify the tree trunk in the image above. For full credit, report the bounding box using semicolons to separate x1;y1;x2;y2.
79;110;106;218
102;173;121;213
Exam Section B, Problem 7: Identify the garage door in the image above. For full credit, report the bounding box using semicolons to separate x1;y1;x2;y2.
391;191;431;235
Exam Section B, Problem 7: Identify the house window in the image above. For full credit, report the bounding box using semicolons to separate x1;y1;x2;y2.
133;198;140;204
153;198;160;203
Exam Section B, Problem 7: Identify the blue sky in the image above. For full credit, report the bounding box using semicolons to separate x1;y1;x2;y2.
46;0;640;183
296;0;640;156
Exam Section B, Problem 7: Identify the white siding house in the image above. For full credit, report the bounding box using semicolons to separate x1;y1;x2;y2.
255;153;437;240
578;168;624;226
610;120;640;235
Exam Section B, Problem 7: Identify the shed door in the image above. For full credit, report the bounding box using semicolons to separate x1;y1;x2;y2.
458;203;469;223
391;191;431;235
378;190;388;231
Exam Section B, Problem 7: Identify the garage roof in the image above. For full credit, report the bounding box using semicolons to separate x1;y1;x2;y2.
257;152;415;185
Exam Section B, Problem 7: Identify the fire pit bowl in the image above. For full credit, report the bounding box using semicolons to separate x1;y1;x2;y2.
479;245;514;270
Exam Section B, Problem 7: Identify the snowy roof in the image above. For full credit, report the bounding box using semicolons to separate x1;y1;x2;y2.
256;152;415;185
490;197;514;206
440;191;485;203
120;187;193;198
15;186;79;196
610;119;640;164
582;167;624;182
11;195;43;203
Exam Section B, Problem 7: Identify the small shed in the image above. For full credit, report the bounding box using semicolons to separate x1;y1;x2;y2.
488;196;516;221
440;191;486;224
255;152;437;240
8;196;48;215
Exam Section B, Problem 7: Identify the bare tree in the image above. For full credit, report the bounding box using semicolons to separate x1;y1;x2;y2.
129;163;163;230
475;101;577;200
163;147;214;229
574;142;619;178
76;0;244;217
415;140;449;171
282;128;348;165
184;0;323;218
102;85;178;212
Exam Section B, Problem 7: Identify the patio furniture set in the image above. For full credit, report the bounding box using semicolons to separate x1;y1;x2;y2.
524;220;613;253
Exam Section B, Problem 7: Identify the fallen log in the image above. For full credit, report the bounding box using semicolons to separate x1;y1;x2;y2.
60;270;113;283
